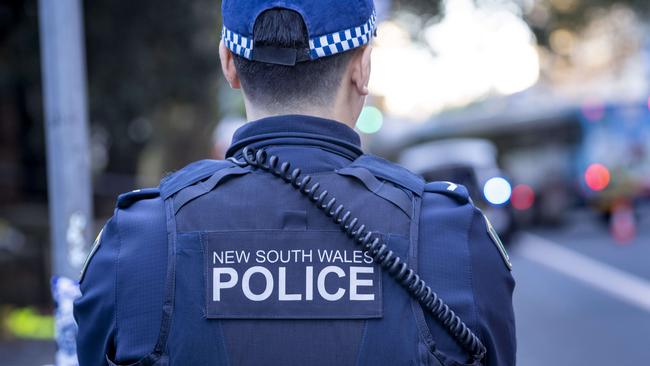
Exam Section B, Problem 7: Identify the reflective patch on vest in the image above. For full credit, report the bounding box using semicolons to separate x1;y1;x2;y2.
202;230;383;319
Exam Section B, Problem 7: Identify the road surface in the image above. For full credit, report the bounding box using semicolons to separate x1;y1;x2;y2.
3;208;649;366
512;208;650;366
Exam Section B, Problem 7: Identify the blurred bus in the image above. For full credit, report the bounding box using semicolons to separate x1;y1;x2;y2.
577;102;650;218
376;97;650;228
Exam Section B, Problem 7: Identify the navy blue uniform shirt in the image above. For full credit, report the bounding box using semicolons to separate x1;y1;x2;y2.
75;115;516;366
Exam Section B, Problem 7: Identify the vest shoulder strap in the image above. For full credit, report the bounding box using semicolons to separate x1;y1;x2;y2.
159;159;235;200
347;154;425;196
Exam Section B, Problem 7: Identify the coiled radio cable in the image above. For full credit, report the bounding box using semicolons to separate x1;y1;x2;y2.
229;146;487;363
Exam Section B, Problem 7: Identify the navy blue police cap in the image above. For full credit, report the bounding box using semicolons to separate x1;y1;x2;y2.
221;0;377;66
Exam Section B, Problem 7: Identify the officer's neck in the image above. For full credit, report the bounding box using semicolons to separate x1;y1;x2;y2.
244;103;358;129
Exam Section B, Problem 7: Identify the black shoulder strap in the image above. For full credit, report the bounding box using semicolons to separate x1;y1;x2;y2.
172;166;250;214
347;154;425;196
336;166;413;218
159;159;236;199
146;159;247;362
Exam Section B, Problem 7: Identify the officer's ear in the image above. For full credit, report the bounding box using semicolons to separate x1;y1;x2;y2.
219;41;241;89
350;45;372;96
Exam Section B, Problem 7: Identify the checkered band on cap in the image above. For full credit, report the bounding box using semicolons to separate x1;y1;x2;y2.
309;10;376;59
222;10;376;61
222;27;253;59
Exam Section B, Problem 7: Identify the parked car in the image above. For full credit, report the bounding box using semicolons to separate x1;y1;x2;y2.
398;138;516;240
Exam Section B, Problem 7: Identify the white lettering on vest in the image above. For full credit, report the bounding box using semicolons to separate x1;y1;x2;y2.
350;266;375;301
278;267;302;301
242;266;274;301
213;268;238;301
317;266;346;301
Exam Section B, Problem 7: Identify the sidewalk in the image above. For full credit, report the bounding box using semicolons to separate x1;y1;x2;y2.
2;339;55;366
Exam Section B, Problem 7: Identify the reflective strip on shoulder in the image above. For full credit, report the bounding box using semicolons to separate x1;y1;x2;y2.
483;215;512;271
79;227;104;283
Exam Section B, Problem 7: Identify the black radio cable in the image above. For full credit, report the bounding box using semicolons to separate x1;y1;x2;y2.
229;146;487;363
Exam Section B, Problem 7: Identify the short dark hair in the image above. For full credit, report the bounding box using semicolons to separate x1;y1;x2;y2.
233;9;356;109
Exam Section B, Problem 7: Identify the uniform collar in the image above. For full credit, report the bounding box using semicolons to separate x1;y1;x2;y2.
226;115;363;159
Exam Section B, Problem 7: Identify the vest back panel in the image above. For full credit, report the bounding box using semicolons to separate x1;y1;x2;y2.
169;169;425;365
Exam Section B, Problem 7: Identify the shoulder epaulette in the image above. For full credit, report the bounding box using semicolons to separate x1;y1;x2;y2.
348;154;425;196
423;181;471;204
159;159;234;199
117;188;161;209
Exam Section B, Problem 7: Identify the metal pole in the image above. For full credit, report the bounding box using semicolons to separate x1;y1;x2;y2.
38;0;92;279
38;1;92;363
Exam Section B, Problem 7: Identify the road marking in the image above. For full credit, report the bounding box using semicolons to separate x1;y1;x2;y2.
517;233;650;313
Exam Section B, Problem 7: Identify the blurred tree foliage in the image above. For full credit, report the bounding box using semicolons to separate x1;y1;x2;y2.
0;0;226;216
3;0;650;199
392;0;444;20
83;1;224;185
394;0;650;47
522;0;650;48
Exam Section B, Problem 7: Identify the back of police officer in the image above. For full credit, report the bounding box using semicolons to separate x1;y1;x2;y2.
74;1;516;365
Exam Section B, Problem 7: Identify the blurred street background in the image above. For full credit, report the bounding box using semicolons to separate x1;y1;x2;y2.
1;0;649;365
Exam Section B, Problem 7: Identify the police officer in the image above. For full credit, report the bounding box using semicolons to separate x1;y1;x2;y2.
74;1;516;365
